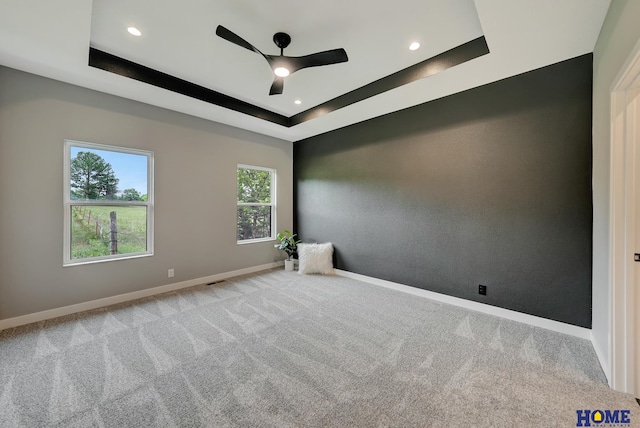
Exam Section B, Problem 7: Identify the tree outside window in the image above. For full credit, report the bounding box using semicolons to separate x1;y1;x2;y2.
237;166;275;242
70;151;120;200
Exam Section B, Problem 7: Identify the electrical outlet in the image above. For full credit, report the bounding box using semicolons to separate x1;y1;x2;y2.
478;284;487;295
168;268;175;278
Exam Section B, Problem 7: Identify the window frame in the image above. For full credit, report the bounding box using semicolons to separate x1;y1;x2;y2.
63;139;154;266
236;164;276;245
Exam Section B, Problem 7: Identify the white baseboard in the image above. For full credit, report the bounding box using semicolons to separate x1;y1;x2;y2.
0;262;282;331
590;332;611;384
0;263;599;345
335;269;592;340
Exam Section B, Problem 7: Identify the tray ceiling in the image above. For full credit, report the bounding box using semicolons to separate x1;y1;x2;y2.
0;0;611;141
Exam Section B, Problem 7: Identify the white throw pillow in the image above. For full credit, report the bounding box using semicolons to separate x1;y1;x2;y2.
297;243;334;275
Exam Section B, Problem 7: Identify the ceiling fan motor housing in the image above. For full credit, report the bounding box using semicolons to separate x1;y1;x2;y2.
273;32;291;50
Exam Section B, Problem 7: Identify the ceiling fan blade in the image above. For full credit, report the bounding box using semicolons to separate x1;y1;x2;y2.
269;78;284;95
216;25;264;57
286;48;349;74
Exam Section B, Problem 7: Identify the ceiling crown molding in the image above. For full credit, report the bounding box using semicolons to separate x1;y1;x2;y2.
89;36;489;128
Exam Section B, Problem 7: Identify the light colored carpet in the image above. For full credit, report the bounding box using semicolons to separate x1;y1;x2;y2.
0;269;637;427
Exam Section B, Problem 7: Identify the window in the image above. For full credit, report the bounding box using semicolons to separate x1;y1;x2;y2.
63;140;153;265
237;165;275;243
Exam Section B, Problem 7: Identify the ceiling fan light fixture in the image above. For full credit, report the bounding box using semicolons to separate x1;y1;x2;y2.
274;67;290;77
215;25;349;95
127;26;142;37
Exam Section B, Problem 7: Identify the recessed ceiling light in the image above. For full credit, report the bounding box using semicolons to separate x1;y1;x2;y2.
409;42;420;51
294;100;302;105
127;27;142;37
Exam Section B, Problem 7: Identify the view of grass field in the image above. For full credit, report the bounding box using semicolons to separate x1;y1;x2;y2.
71;205;147;259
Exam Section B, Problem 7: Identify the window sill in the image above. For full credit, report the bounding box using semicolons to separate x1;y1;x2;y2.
63;252;153;267
237;237;276;245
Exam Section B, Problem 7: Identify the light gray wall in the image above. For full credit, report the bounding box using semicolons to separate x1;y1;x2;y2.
0;66;292;320
592;0;640;373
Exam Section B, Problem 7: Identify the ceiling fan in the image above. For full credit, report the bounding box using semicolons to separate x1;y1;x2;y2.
216;25;349;95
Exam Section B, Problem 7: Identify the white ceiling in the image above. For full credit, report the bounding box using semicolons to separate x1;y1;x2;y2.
0;0;610;142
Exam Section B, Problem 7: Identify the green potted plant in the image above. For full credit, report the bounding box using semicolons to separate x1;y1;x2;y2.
275;229;300;271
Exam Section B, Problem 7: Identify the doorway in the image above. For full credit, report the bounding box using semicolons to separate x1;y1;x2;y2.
610;39;640;397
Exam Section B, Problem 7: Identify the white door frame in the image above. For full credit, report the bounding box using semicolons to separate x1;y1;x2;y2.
609;37;640;396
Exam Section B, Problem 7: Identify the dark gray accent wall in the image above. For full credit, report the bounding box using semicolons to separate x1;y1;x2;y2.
293;54;593;328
